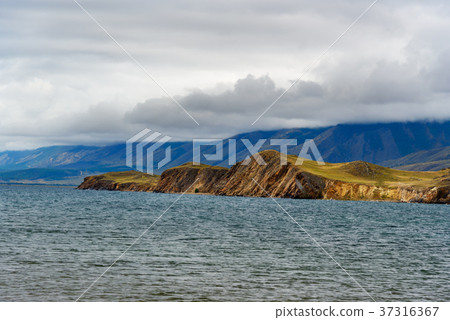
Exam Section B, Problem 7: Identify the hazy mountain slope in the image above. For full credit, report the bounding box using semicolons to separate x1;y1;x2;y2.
148;121;450;169
1;121;450;183
0;128;330;173
191;121;450;168
381;146;450;171
311;122;450;164
0;145;101;170
0;168;88;185
394;160;450;171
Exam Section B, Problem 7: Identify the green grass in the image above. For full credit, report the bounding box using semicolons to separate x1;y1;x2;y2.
282;152;449;188
169;162;228;170
95;170;160;186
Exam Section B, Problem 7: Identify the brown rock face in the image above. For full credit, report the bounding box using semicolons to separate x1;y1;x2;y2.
153;164;229;194
212;150;324;198
322;180;450;203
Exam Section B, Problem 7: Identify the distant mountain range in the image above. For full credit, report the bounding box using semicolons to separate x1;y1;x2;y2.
1;120;450;185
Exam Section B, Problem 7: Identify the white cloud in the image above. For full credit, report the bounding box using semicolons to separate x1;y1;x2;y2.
0;0;450;150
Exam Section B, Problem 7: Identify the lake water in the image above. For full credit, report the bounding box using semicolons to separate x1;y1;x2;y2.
0;184;449;301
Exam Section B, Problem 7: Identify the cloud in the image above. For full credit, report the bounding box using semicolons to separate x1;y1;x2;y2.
124;64;450;138
1;0;450;149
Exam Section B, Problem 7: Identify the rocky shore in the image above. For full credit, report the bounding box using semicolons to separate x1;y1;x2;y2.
77;150;450;204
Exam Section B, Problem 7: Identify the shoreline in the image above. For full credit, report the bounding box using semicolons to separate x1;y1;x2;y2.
79;187;449;205
0;182;78;188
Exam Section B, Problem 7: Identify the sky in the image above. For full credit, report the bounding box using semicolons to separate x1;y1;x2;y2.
1;0;450;150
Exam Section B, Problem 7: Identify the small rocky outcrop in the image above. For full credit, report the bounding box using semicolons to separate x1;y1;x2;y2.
77;171;159;192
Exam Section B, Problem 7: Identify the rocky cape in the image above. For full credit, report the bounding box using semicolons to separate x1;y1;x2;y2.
77;150;450;204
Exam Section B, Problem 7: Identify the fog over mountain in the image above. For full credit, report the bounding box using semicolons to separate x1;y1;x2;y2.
1;0;450;150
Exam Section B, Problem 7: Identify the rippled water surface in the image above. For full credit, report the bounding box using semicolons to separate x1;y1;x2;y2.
0;184;449;301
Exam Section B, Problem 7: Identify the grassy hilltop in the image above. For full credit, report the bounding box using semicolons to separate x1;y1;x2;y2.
287;154;450;189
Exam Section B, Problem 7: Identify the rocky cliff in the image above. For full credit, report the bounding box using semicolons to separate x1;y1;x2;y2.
153;163;229;194
77;171;159;192
212;151;324;198
77;150;450;204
